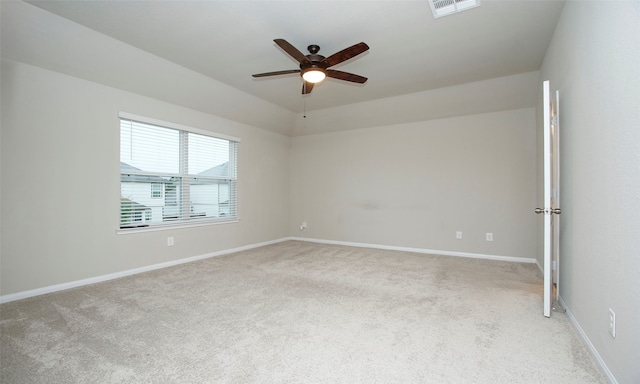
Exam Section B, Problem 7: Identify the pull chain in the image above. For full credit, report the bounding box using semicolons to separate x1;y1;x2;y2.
303;82;307;118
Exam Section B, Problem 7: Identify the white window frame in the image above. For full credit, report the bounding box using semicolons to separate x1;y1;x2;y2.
118;112;240;233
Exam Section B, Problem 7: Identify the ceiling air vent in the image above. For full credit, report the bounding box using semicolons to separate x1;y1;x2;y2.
429;0;481;18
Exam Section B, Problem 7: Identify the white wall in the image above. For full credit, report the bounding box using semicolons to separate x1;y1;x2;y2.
0;59;291;296
0;1;294;136
0;1;293;297
291;71;541;137
291;108;538;260
539;2;640;383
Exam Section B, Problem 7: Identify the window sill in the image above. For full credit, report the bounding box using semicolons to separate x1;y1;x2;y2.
116;218;240;235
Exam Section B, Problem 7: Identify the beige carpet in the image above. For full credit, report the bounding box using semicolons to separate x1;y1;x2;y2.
1;241;606;383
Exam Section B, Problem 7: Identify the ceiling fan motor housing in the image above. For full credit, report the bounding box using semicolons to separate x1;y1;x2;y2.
302;45;327;71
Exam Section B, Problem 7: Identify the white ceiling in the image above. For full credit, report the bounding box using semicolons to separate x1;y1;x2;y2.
23;0;565;116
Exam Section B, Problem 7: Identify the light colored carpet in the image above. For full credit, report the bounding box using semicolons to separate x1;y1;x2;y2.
1;241;606;383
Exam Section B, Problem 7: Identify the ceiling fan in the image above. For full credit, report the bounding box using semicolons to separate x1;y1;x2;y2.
252;39;369;94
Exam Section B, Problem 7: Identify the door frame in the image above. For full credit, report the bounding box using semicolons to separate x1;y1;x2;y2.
542;80;553;317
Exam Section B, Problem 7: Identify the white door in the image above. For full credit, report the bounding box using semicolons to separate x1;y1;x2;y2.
537;80;561;318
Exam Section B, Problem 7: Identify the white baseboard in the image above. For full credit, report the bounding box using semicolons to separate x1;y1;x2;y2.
289;236;537;264
0;237;290;304
535;259;544;274
559;297;618;384
0;237;536;304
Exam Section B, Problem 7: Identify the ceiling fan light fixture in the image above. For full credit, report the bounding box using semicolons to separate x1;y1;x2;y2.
302;69;326;83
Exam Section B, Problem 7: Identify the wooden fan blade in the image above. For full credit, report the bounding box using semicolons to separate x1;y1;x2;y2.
252;69;300;78
274;39;311;65
323;42;369;67
302;81;315;94
326;69;368;84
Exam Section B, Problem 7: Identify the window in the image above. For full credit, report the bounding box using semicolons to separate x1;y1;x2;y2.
119;112;239;230
150;183;163;198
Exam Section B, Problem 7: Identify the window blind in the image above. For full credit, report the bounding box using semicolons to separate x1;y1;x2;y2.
119;113;238;230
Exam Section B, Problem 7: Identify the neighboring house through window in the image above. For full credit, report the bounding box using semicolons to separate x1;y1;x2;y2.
119;112;239;230
151;183;163;198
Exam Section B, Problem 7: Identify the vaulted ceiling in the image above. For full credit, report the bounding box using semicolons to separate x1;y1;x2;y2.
5;1;565;135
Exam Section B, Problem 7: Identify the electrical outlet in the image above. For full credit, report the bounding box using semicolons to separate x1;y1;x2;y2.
486;233;493;241
299;222;307;231
608;308;616;338
456;231;463;239
167;237;174;247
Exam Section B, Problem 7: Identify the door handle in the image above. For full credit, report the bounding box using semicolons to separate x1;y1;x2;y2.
535;208;562;214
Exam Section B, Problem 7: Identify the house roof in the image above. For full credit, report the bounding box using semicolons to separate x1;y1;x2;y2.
120;161;141;173
191;162;231;185
120;162;168;183
120;197;150;211
121;161;231;184
198;162;230;178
